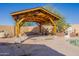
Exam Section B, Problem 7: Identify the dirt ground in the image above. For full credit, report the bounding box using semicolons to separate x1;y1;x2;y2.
0;35;79;56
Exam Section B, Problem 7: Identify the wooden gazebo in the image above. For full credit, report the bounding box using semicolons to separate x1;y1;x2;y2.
11;7;62;37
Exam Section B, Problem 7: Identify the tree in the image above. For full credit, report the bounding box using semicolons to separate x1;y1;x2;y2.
43;4;64;18
23;22;33;26
56;19;70;32
43;4;70;32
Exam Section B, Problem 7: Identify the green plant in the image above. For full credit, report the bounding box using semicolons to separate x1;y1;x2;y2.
23;22;33;26
67;39;79;46
56;19;70;32
43;4;70;32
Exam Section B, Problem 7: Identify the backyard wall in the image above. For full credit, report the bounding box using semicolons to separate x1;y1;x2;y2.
0;24;79;37
0;25;15;36
0;25;39;36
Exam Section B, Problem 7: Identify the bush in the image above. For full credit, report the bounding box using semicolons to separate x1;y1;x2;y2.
67;39;79;46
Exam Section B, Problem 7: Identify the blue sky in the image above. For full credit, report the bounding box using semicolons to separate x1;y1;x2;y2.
0;3;79;25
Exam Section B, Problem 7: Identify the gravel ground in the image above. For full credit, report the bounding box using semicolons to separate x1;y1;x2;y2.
0;36;79;56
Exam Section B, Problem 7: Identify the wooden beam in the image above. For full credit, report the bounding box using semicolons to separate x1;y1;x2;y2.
18;18;25;24
24;16;46;23
49;17;57;34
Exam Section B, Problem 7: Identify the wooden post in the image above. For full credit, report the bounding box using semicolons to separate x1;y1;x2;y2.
53;25;57;34
15;22;20;37
15;18;25;37
39;23;42;33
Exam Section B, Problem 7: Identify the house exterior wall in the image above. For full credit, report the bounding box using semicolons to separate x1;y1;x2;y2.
71;24;79;36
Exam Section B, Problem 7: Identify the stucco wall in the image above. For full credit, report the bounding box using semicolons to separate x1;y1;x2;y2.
0;24;79;37
0;25;15;36
71;24;79;36
71;24;79;33
0;26;40;36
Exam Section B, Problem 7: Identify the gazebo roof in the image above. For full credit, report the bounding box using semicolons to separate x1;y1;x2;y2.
11;7;62;24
